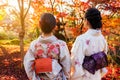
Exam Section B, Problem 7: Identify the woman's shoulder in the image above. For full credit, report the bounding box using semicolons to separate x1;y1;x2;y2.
56;39;67;46
29;38;39;46
75;33;87;42
57;39;66;44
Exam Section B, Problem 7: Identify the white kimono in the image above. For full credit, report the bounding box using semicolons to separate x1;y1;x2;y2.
24;35;71;80
71;29;108;80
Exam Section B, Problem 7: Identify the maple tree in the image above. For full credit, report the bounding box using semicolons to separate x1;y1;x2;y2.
17;0;31;63
30;0;69;40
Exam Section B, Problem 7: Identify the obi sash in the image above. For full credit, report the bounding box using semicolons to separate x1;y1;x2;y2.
82;51;108;74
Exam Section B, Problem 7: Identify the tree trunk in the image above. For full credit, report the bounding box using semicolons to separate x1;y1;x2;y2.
19;34;24;61
19;21;25;63
19;0;24;67
18;0;31;67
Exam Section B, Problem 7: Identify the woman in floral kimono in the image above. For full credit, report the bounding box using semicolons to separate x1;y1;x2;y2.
24;13;70;80
71;8;108;80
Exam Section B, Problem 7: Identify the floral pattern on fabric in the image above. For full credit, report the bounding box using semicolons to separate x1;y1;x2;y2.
47;43;60;59
75;59;81;66
86;40;90;45
24;35;71;80
71;29;108;80
34;43;44;58
34;42;60;59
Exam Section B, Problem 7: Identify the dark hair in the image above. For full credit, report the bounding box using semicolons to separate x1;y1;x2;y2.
85;8;102;29
39;13;56;34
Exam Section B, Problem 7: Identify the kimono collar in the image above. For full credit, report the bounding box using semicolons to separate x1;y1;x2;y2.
38;35;58;43
86;29;102;36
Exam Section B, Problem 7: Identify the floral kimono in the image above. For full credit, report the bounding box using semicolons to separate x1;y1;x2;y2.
24;35;70;80
71;29;108;80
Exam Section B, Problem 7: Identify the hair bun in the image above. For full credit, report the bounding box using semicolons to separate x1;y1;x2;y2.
85;8;102;21
85;8;102;29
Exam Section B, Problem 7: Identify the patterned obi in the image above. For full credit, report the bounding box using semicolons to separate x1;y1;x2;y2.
82;51;108;74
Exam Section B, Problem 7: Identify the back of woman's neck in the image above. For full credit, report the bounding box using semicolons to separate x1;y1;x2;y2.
41;33;53;38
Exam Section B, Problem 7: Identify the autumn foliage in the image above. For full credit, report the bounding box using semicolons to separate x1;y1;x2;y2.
0;0;120;79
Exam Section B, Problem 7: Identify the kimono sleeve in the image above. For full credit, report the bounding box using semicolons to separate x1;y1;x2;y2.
23;40;40;80
71;37;85;79
104;39;108;54
101;39;108;77
59;41;71;79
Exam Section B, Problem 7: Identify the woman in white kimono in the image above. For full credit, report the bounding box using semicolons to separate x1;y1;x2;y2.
71;8;108;80
24;13;70;80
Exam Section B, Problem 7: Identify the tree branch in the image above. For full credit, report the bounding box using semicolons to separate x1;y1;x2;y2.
24;0;31;19
18;0;21;12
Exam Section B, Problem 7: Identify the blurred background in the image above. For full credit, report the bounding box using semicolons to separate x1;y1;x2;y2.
0;0;120;80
